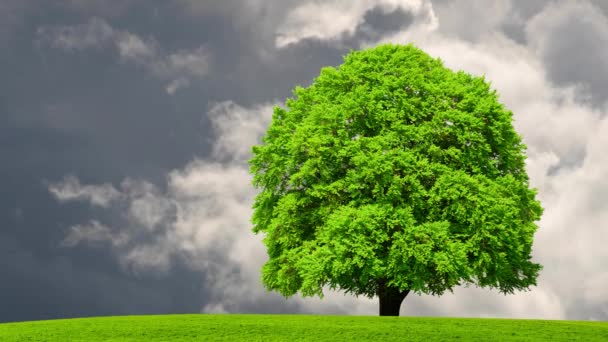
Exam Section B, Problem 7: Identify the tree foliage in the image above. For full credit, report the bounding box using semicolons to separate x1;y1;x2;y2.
248;44;543;302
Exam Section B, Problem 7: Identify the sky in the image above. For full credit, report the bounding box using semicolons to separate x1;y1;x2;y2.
1;0;607;323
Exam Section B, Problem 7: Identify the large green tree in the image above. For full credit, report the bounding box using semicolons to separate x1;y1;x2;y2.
248;43;544;316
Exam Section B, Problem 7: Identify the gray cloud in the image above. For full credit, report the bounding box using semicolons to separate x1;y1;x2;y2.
431;0;511;42
330;4;416;48
37;17;115;50
429;0;552;45
499;0;551;45
526;1;608;108
357;5;415;38
59;0;146;18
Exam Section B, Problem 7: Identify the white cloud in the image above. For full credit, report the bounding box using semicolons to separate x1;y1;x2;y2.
121;179;175;231
165;78;190;95
148;47;211;83
207;101;278;163
61;220;129;248
37;17;211;94
120;243;174;276
166;47;210;77
116;32;156;61
275;0;437;48
49;175;122;207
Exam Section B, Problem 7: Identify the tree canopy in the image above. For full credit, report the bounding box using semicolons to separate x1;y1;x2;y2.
248;43;544;316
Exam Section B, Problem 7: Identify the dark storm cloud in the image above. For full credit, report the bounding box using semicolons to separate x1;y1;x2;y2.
347;6;415;43
0;0;315;323
0;231;211;323
3;0;608;324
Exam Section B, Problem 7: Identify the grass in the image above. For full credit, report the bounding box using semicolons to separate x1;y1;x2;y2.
0;314;606;341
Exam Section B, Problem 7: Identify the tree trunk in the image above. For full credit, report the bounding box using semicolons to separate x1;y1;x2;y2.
377;279;409;316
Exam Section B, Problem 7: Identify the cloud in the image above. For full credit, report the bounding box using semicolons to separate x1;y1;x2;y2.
116;31;156;60
36;17;211;94
525;0;608;108
207;101;279;163
165;78;190;95
352;5;415;42
61;220;129;248
275;0;437;48
38;17;114;50
121;178;176;231
47;101;273;294
431;0;512;42
48;175;122;207
166;47;210;77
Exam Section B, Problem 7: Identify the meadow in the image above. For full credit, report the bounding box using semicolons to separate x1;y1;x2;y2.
0;314;607;341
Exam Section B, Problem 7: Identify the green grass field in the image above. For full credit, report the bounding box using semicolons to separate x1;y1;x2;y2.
0;314;606;341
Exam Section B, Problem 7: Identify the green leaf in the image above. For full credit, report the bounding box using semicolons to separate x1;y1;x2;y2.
249;43;544;303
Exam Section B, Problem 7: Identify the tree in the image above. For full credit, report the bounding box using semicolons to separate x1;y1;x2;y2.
248;43;544;316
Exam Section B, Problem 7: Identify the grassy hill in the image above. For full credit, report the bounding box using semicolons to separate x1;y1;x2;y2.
0;314;606;341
